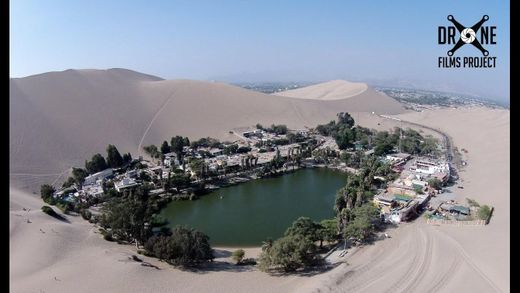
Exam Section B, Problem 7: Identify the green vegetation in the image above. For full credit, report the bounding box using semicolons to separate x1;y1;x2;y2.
232;249;245;264
171;136;190;163
343;204;380;243
143;145;160;159
122;152;132;164
98;184;214;266
72;167;89;183
106;144;124;168
256;123;288;135
258;216;338;272
41;205;67;221
284;217;321;243
427;178;443;190
190;137;219;149
80;209;92;221
160;141;170;155
40;184;56;205
258;233;321;272
85;153;109;174
99;186;155;246
318;218;338;246
144;226;214;266
477;205;493;221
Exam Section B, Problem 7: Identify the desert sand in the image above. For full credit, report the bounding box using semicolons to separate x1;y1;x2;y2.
274;80;368;100
10;71;509;292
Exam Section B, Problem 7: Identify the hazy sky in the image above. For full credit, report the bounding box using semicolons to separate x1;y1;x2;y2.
10;0;509;103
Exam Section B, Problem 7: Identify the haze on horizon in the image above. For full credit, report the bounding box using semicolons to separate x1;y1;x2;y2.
10;0;509;103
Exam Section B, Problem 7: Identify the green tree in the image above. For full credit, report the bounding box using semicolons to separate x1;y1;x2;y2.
40;184;55;203
85;153;108;173
143;145;160;159
72;167;88;184
337;112;355;128
335;127;356;150
189;158;207;178
427;178;443;190
258;234;321;272
161;141;170;154
232;249;245;264
144;226;214;266
122;152;132;164
106;144;124;168
343;204;380;243
319;219;338;247
284;217;321;242
100;186;153;247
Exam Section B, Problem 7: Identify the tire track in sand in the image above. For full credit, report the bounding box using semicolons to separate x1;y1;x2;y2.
336;225;413;292
137;88;177;155
400;226;434;292
426;256;462;293
384;225;426;293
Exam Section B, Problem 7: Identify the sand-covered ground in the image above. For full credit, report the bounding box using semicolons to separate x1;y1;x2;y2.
274;80;368;100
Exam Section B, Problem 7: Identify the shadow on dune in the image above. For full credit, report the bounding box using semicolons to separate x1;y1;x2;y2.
180;261;256;274
267;262;342;277
212;249;232;258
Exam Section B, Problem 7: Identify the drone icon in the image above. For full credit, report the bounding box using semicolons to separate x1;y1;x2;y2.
447;15;489;56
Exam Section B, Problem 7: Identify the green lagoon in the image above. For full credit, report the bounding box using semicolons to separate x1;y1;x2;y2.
160;168;348;246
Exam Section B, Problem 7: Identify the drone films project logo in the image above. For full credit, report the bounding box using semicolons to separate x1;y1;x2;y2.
438;15;497;68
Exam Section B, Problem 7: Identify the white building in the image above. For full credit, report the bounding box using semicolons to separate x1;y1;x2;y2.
84;168;113;185
412;160;449;175
114;178;140;192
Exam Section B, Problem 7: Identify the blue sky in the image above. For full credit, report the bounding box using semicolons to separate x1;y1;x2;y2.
10;0;509;103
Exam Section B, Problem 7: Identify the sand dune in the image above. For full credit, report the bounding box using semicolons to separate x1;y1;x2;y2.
10;69;405;192
274;80;368;100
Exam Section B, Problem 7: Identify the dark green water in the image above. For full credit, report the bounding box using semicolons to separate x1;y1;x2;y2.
159;168;348;246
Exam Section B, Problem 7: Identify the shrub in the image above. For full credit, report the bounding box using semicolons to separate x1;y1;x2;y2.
232;249;245;264
104;232;114;241
477;205;492;221
41;205;67;221
81;209;92;221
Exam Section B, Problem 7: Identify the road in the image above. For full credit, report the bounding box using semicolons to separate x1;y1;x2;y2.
378;114;461;168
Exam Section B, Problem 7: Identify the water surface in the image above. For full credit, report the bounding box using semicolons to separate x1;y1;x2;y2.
160;168;347;246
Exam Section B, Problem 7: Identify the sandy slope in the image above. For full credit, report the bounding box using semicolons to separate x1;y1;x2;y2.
10;69;405;192
274;80;368;100
10;188;305;293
